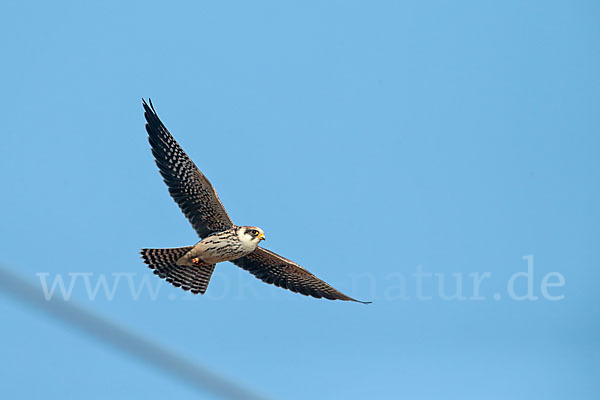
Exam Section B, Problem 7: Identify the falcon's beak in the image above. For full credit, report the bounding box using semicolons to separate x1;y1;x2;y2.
259;233;266;241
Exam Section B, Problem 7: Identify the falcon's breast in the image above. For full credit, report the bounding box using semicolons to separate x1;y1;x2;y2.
180;228;246;265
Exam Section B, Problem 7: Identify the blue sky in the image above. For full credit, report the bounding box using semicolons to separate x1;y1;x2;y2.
1;1;599;399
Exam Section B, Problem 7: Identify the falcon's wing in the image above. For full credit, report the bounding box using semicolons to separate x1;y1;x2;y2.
230;247;370;304
143;99;234;238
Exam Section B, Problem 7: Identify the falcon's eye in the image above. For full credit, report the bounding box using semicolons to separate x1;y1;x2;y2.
249;229;259;236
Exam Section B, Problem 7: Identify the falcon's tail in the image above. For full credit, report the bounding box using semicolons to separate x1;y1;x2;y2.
140;247;216;295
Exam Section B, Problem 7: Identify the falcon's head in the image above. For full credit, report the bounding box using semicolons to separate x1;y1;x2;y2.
239;226;266;247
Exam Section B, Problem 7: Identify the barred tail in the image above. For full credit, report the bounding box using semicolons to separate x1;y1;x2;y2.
140;247;216;295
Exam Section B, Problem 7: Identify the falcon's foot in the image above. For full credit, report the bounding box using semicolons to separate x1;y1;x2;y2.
191;257;202;265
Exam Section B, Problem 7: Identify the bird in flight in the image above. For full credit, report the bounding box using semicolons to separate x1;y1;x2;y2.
140;99;369;303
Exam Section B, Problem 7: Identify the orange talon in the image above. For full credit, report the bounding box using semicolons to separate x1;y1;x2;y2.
191;257;201;265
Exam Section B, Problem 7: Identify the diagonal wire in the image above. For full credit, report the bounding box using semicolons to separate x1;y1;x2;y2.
0;265;273;400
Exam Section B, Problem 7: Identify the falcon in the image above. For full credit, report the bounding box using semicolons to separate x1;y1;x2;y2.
140;99;369;304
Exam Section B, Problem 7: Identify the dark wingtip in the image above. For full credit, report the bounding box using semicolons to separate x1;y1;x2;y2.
340;293;372;304
335;294;372;304
141;98;157;114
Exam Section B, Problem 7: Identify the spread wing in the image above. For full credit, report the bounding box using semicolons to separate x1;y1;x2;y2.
230;247;371;304
143;99;234;238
